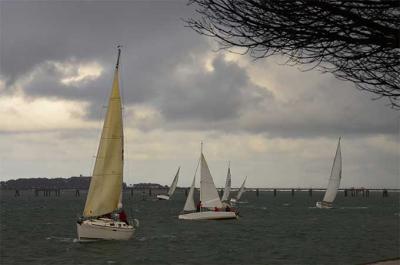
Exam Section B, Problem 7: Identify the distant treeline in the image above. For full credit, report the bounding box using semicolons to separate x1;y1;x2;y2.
1;176;92;190
0;176;169;190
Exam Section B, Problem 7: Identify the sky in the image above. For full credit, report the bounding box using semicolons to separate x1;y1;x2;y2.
0;1;398;189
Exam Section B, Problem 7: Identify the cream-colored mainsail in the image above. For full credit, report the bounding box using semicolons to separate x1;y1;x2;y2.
83;58;124;217
200;152;223;208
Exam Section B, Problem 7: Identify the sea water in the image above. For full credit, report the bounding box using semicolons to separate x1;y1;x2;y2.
1;190;399;264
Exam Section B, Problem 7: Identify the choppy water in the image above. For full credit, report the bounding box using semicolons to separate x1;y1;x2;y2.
1;190;399;265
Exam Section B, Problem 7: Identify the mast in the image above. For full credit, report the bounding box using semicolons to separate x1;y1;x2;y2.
116;45;121;69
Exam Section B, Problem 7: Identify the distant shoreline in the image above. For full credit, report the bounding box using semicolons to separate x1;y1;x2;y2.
1;177;399;191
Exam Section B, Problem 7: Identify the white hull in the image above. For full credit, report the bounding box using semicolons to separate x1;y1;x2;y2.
178;211;237;220
156;194;170;200
316;201;333;209
77;218;135;241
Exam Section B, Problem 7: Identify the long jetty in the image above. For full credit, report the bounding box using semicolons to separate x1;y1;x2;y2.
5;187;398;198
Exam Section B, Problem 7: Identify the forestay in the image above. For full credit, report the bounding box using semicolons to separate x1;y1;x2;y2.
322;138;342;203
200;153;223;208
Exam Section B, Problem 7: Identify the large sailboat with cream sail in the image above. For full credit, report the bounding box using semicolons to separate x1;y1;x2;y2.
77;47;136;240
316;137;342;209
179;143;238;220
157;167;180;200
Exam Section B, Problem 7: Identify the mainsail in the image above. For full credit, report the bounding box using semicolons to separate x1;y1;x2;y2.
200;153;223;208
322;138;342;203
183;175;196;212
168;167;180;197
221;165;231;202
83;50;124;217
235;176;247;201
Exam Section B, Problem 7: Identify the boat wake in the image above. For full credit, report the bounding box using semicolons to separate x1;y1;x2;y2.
339;206;368;209
46;236;75;243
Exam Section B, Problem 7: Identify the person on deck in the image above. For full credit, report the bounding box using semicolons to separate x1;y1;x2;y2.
119;210;129;225
196;201;202;212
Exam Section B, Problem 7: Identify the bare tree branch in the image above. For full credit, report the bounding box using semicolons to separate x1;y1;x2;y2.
185;0;400;109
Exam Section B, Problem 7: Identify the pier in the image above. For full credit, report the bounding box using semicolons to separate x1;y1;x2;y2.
1;187;398;198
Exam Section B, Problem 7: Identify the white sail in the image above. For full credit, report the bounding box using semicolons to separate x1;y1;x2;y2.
83;53;124;217
322;138;342;203
168;167;180;197
221;166;231;201
235;176;247;201
200;153;223;208
183;175;196;212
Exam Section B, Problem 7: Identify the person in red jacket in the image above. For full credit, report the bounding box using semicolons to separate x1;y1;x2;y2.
119;210;128;225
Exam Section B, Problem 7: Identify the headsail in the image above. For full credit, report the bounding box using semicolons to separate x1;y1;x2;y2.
83;49;124;217
322;138;342;203
200;151;223;208
183;175;196;212
221;164;231;202
168;167;180;197
235;176;247;201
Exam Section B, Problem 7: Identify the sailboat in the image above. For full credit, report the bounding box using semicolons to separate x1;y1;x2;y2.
76;47;136;240
178;143;238;220
157;167;180;200
221;163;231;203
230;176;247;203
316;137;342;209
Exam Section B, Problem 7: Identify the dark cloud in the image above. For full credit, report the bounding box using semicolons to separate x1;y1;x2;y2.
0;1;203;84
0;0;397;140
158;55;272;123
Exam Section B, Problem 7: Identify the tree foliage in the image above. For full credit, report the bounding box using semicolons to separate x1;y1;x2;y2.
186;0;400;108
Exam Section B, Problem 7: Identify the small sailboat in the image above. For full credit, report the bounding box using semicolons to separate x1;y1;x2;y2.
221;163;231;203
230;176;247;204
178;143;238;220
76;47;136;240
157;167;180;200
316;137;342;209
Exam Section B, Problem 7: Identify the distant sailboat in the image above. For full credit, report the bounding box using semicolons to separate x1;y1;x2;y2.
157;167;180;200
316;137;342;209
221;163;231;202
76;47;136;240
230;176;247;203
179;143;238;220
